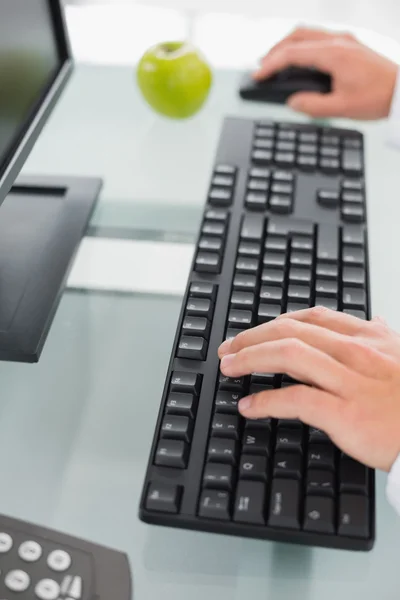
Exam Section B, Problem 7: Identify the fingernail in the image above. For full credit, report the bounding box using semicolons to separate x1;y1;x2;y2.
239;396;253;411
220;353;236;371
219;339;232;356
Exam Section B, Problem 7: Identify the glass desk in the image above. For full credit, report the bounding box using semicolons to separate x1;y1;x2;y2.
7;62;400;598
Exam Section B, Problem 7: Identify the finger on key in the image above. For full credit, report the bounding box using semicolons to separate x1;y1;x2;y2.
219;319;390;379
220;339;360;396
277;306;367;335
238;384;342;436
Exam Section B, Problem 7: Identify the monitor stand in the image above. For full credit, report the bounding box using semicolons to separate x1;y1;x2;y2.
0;175;102;362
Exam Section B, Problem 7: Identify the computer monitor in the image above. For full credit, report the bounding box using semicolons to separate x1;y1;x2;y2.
0;0;72;204
0;0;101;363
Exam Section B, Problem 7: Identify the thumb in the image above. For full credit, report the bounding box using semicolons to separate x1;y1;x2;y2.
288;92;343;118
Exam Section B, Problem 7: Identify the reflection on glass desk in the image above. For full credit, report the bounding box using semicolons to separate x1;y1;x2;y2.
6;62;400;598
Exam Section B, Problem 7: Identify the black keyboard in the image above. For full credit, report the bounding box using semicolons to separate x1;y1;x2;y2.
139;117;374;551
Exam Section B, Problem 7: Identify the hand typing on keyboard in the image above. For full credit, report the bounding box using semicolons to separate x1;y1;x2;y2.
253;27;397;120
219;307;400;472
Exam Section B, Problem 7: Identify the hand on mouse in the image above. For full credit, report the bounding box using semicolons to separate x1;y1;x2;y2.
218;307;400;472
253;27;398;120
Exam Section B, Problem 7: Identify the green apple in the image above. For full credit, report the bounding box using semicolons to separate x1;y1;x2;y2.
136;41;212;119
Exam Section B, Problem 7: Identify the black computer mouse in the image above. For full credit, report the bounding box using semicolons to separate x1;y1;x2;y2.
239;66;332;104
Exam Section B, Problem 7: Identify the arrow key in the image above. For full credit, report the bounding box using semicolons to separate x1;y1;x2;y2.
239;454;268;482
304;496;335;534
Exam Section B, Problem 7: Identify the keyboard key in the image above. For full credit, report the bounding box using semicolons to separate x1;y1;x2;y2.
155;439;189;469
242;426;271;456
277;129;296;141
314;296;338;310
291;235;313;251
238;241;262;257
166;392;197;419
339;494;369;538
212;175;234;187
289;267;312;284
340;457;369;495
308;444;335;470
215;164;236;175
320;158;340;173
317;189;340;208
246;192;268;211
263;251;286;269
186;298;213;319
231;291;256;310
321;134;340;146
268;479;300;529
251;372;276;386
225;327;245;341
342;192;364;204
342;148;363;175
298;143;317;155
228;309;253;328
208;438;238;465
290;251;312;267
219;374;245;392
236;257;259;274
275;152;295;166
273;170;294;182
271;182;293;195
342;225;364;246
342;287;366;309
315;279;338;297
303;496;335;533
190;282;216;300
276;428;303;453
276;141;296;153
342;246;365;266
146;482;181;513
286;302;308;313
265;236;288;252
233;273;257;291
273;452;302;479
288;285;311;303
182;316;210;338
343;137;362;149
215;391;242;414
211;414;240;440
297;154;317;170
261;268;285;286
161;415;193;443
309;427;330;444
198;490;230;520
258;303;281;323
245;417;272;430
241;214;264;241
234;480;266;524
202;221;225;236
250;167;271;178
259;286;283;303
343;309;366;320
342;205;365;223
199;236;223;252
320;146;340;158
307;469;335;497
209;188;232;206
342;266;365;287
255;127;274;139
316;263;338;280
299;131;318;143
204;208;228;222
171;371;201;395
254;138;274;150
252;149;273;163
317;223;339;262
269;195;292;214
342;179;363;191
203;463;235;491
248;179;269;192
195;252;221;273
239;454;268;481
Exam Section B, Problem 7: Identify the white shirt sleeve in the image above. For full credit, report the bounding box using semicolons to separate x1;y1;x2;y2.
387;454;400;514
387;68;400;148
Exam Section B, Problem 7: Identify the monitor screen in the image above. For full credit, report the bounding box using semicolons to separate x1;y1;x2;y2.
0;0;69;201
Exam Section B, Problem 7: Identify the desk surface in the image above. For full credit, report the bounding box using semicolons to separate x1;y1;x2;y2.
11;55;400;599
